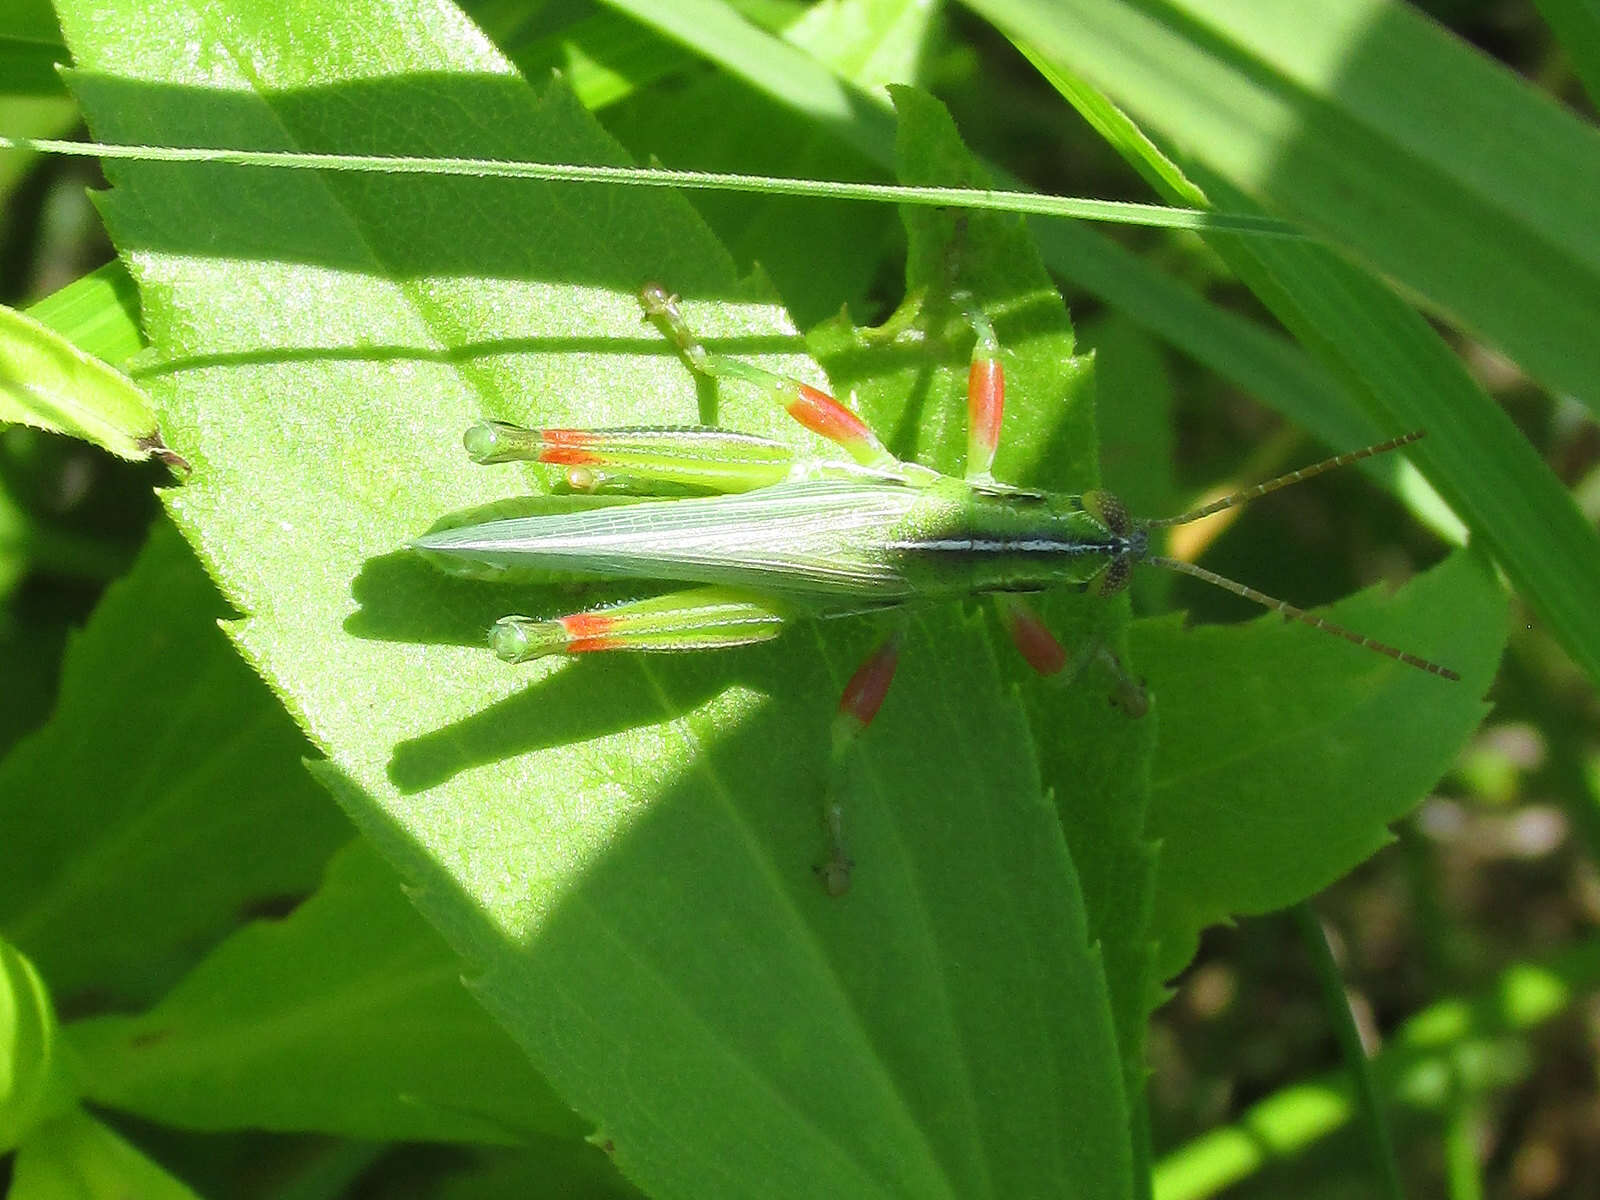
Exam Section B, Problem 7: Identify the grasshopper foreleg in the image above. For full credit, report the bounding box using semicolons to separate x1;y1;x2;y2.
639;283;900;472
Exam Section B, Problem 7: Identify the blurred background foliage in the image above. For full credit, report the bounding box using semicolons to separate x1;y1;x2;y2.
2;0;1597;1197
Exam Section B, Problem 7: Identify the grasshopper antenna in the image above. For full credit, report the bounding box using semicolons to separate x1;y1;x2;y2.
1145;555;1459;679
1144;431;1427;529
1142;430;1459;681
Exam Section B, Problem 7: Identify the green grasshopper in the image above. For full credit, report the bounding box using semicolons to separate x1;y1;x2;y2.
416;284;1457;893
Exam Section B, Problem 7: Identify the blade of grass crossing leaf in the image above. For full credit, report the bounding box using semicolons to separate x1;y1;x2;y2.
0;132;1309;237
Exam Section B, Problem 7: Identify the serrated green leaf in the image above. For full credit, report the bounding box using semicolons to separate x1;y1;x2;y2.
1136;550;1506;983
67;840;577;1143
58;4;1131;1195
0;520;348;1009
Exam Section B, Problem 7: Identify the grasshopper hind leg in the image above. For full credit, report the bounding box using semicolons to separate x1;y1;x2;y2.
462;420;800;496
489;586;793;662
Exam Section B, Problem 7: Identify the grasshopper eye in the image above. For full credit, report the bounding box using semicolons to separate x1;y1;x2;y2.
1080;489;1131;536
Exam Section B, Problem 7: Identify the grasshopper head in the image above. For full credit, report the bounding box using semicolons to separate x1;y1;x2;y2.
1078;489;1149;597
